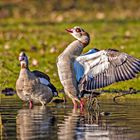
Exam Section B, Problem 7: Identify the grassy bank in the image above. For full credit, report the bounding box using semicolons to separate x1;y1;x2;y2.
0;1;140;98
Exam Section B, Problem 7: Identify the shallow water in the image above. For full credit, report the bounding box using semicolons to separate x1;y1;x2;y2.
0;97;140;140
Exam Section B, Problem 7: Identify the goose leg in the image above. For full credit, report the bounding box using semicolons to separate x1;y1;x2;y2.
67;91;79;109
72;99;78;109
29;100;33;109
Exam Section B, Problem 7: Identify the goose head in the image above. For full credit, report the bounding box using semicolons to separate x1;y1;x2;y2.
66;26;90;46
19;52;28;68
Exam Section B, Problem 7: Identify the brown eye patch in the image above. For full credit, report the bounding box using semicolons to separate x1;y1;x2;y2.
76;28;81;32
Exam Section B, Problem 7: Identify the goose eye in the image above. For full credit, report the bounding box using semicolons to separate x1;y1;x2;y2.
76;28;81;32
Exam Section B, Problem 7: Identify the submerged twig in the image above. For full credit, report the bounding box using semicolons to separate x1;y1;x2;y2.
113;87;138;102
87;92;101;111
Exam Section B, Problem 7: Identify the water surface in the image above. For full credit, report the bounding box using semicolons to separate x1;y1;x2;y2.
0;97;140;140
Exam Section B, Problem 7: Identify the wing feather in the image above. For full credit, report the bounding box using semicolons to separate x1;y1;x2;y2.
32;70;58;96
98;75;101;88
128;61;140;73
32;70;50;81
120;65;129;80
76;49;140;92
122;64;132;79
100;73;104;88
90;78;93;90
92;78;96;89
95;75;98;89
115;67;122;81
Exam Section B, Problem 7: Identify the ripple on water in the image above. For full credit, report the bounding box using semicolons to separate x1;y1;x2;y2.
0;97;140;140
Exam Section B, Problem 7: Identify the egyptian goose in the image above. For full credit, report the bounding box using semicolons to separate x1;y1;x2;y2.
16;52;58;107
57;26;140;110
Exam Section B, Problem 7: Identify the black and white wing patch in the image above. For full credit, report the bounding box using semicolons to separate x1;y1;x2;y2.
77;49;140;91
32;70;58;96
32;70;50;81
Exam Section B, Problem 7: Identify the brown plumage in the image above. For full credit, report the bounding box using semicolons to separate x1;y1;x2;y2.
16;52;58;107
57;26;140;110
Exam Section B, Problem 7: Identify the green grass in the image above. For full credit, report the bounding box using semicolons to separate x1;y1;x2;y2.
0;1;140;98
0;20;140;90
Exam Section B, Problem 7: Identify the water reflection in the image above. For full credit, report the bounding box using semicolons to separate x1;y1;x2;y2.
58;108;130;140
1;98;140;140
16;106;56;140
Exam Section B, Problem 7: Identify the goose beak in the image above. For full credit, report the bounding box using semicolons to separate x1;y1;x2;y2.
65;28;73;33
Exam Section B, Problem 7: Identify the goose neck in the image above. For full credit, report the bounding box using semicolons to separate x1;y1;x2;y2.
64;40;84;56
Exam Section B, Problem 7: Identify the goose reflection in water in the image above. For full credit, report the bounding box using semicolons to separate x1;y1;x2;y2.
16;106;56;140
58;109;129;140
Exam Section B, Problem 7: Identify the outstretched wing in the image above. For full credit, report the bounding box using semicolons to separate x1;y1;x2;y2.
75;49;140;92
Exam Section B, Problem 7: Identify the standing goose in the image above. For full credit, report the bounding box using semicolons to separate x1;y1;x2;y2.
57;26;140;110
16;52;58;108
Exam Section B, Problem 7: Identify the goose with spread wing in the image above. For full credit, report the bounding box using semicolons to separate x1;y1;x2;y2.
57;26;140;110
16;52;58;108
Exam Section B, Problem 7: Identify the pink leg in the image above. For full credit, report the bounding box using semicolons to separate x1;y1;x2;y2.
72;99;78;109
29;100;33;109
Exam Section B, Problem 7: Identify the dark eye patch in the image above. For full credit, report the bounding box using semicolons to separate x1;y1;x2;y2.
22;52;26;56
76;28;81;32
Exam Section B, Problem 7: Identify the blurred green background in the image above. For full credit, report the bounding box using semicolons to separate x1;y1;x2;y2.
0;0;140;96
